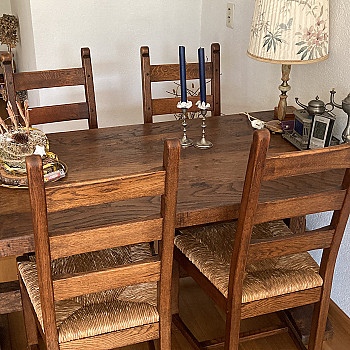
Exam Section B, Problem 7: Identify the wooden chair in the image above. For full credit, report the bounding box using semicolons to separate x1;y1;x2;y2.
140;43;221;123
1;47;98;129
16;139;180;350
173;129;350;350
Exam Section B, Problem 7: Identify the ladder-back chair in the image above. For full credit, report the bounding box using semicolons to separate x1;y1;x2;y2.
140;43;221;123
17;139;180;350
173;129;350;350
1;47;98;129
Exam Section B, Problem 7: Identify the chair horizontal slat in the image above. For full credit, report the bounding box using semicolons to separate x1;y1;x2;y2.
176;204;239;228
152;95;214;116
254;190;346;224
247;227;334;263
53;257;161;301
59;323;160;350
238;326;289;344
198;326;290;348
14;68;85;90
29;102;88;125
241;287;322;319
150;62;213;82
46;170;166;212
263;144;350;181
50;217;163;259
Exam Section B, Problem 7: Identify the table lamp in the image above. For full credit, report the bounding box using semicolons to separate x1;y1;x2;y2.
247;0;329;121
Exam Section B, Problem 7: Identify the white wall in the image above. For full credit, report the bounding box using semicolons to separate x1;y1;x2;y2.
200;0;280;114
10;0;202;132
7;0;350;316
10;0;37;72
10;0;38;110
0;0;12;51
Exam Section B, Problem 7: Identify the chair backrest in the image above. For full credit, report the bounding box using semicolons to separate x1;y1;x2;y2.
1;47;98;129
140;43;221;123
25;139;180;345
227;129;350;324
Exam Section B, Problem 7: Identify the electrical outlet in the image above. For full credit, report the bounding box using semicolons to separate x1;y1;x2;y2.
226;3;234;29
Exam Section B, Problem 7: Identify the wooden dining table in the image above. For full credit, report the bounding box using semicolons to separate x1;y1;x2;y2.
0;110;339;346
0;111;343;258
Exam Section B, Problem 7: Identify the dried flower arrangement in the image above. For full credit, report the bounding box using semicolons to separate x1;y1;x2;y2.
0;101;66;187
0;14;20;101
0;14;19;54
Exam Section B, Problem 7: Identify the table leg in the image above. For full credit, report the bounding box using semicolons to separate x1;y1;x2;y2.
0;314;12;350
284;304;333;346
289;216;306;235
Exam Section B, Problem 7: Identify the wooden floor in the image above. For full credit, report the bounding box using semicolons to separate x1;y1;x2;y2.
4;277;350;350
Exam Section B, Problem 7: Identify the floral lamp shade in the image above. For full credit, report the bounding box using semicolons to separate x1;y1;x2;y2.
247;0;329;64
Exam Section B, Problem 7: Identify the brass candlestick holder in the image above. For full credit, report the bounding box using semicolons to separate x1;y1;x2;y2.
195;102;212;149
177;101;193;148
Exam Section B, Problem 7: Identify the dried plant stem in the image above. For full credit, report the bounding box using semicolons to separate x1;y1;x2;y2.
23;100;30;134
0;117;8;133
16;101;26;124
7;101;18;130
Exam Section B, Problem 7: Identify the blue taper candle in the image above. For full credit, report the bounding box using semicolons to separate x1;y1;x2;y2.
179;46;187;102
198;47;206;104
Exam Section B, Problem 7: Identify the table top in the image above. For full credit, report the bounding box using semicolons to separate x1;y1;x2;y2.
0;111;342;257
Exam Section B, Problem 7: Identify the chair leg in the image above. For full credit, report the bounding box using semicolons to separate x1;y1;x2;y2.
172;313;202;350
159;314;172;350
224;304;241;350
308;297;331;350
18;275;39;349
171;260;180;315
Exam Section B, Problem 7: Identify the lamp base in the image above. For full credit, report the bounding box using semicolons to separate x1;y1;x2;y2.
274;106;296;120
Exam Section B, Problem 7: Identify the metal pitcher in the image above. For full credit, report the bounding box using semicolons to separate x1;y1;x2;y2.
330;90;350;143
295;96;332;116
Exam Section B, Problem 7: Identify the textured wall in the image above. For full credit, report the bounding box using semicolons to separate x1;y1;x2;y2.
200;0;281;115
10;0;202;132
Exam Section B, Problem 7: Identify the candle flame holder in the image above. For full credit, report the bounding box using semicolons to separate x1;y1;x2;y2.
195;102;212;149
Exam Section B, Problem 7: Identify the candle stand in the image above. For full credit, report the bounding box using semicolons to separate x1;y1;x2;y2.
179;107;193;148
195;103;212;149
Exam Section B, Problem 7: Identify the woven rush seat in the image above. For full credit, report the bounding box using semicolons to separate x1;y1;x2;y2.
175;220;323;304
18;243;158;344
